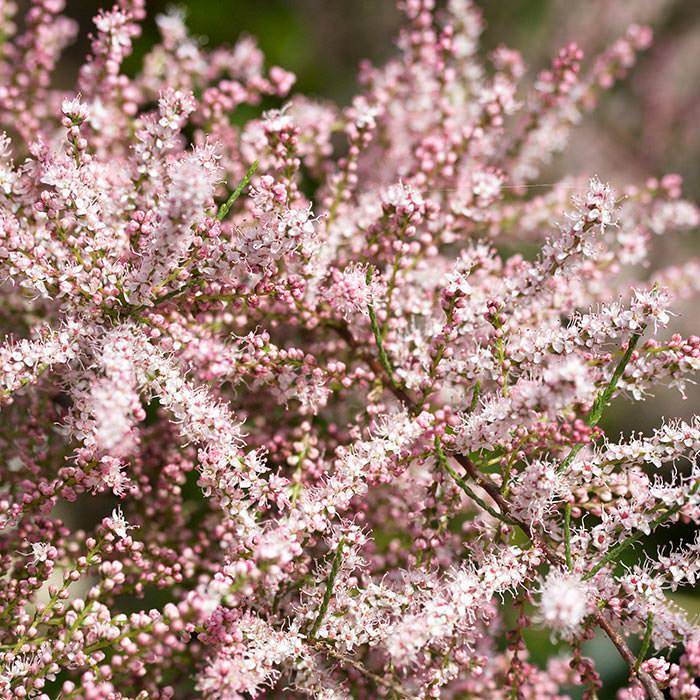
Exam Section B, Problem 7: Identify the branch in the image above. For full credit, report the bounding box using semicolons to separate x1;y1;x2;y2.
216;160;259;221
328;312;663;700
594;611;663;700
558;328;645;474
366;267;411;402
564;502;573;571
311;640;419;700
584;479;700;580
435;437;515;525
328;319;417;407
308;540;344;640
635;613;654;672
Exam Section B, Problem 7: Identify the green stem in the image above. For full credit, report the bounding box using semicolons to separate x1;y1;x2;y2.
381;256;401;337
564;502;573;571
584;479;699;580
366;268;403;394
587;328;646;427
435;437;515;525
10;539;103;654
469;380;481;413
308;541;345;639
634;613;654;671
217;160;258;221
558;328;645;473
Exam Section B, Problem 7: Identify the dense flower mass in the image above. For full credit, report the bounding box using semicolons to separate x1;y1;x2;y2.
0;0;699;698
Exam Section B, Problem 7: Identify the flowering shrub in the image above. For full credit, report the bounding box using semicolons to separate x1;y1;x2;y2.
0;0;699;698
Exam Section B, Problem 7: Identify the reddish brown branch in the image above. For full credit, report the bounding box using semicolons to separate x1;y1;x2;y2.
329;318;663;700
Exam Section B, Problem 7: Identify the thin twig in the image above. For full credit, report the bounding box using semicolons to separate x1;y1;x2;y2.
564;502;573;571
308;541;344;640
584;479;699;580
595;611;663;700
328;312;663;700
469;380;481;413
217;160;259;221
366;267;408;400
435;436;515;525
312;640;419;700
558;328;645;474
635;613;654;672
328;319;417;407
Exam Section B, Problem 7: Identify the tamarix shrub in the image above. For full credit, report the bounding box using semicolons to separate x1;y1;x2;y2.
0;1;699;698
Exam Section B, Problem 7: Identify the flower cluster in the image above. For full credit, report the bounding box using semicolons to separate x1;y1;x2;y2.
0;1;698;698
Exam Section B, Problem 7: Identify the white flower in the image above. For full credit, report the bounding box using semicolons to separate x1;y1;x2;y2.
61;95;89;123
107;506;136;539
20;540;51;566
0;652;33;690
537;569;593;635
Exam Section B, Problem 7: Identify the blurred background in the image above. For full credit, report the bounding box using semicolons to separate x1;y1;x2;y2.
53;0;700;695
57;0;700;198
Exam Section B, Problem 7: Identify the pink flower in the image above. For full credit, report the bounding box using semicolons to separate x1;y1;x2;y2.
0;2;696;698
